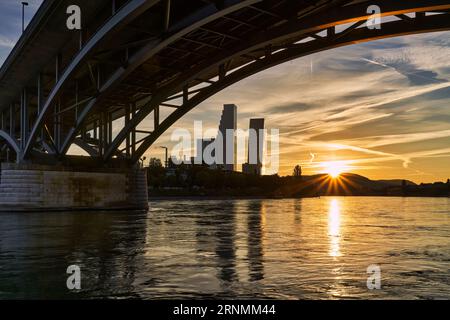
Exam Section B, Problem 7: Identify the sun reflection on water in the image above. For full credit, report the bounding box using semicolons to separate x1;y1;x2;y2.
328;199;341;258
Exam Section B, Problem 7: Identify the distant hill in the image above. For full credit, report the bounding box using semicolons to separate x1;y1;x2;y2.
376;179;417;187
278;173;419;197
303;173;416;187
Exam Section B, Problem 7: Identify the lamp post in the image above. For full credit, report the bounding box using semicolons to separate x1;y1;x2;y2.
21;2;29;33
160;146;168;168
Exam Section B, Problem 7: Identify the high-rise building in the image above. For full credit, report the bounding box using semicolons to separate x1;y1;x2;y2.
194;138;215;165
217;104;237;171
243;118;265;175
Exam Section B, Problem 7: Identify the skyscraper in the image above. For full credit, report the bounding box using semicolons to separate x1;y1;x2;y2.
194;138;215;165
243;118;265;175
217;104;237;171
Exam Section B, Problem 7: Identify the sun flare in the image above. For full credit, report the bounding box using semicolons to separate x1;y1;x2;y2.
322;161;348;178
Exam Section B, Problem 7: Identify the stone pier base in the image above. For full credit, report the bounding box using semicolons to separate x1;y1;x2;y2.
0;163;148;212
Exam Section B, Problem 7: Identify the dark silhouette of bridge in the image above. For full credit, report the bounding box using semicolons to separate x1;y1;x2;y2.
0;0;449;210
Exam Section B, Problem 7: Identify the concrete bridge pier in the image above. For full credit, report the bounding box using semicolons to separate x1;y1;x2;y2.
0;163;148;212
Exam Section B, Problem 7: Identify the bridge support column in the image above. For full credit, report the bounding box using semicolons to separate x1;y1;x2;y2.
0;163;148;212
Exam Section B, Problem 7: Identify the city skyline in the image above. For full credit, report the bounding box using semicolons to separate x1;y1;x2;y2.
1;1;449;183
145;32;450;183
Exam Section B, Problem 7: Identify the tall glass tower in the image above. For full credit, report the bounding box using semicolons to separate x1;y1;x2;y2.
217;104;237;171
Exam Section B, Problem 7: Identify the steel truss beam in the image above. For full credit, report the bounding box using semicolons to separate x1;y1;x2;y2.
22;0;162;160
56;0;262;158
128;12;450;163
4;0;450;165
103;1;450;162
0;130;20;155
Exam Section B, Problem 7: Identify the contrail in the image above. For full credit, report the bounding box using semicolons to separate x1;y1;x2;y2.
362;57;445;84
362;57;392;69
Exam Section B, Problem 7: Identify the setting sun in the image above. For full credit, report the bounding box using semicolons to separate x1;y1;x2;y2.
322;161;349;178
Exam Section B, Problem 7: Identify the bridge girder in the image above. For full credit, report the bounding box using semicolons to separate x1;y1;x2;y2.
0;130;20;155
0;0;449;165
130;11;450;163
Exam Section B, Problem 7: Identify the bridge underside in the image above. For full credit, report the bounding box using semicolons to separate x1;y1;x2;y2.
0;0;448;168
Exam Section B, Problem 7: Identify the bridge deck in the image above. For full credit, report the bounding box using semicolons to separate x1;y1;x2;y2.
0;0;449;165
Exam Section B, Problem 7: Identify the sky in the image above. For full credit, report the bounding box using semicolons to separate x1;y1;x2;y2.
0;0;42;62
1;1;450;183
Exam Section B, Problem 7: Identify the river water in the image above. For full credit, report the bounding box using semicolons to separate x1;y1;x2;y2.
0;197;449;299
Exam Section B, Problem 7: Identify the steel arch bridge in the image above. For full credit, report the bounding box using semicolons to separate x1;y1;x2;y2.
1;0;449;166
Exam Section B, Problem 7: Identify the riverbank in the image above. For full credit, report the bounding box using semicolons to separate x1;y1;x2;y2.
149;195;323;201
146;171;450;199
148;194;450;201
